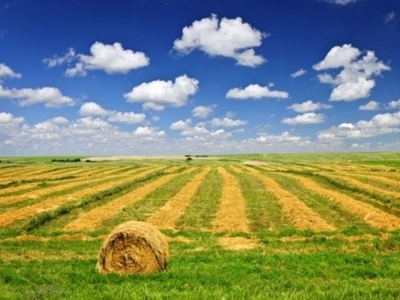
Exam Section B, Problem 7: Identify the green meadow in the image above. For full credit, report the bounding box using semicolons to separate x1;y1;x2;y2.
1;152;400;299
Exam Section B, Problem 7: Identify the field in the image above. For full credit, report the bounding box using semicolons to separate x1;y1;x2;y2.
1;153;400;299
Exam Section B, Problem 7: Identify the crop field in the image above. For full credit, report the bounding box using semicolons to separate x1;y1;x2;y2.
1;153;400;299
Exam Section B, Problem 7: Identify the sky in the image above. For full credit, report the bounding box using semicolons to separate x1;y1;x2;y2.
0;0;399;156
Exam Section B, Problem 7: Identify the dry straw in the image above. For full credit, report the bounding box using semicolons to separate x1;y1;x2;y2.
97;221;169;275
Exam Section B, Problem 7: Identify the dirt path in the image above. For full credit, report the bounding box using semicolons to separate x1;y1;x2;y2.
0;167;165;227
64;168;195;231
212;167;249;232
244;167;335;232
284;173;400;230
0;166;153;205
146;167;211;229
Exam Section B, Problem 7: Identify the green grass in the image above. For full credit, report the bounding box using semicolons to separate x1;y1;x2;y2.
99;168;202;233
234;171;292;232
1;154;400;299
1;239;400;299
177;167;223;231
267;173;373;232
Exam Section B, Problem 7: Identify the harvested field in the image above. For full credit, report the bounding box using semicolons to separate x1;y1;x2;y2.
218;237;259;250
0;166;154;206
146;167;211;229
244;167;335;231
2;154;400;299
0;166;166;227
283;173;400;230
212;167;249;232
327;173;400;199
65;167;195;231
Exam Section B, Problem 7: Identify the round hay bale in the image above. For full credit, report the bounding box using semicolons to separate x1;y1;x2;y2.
97;221;169;275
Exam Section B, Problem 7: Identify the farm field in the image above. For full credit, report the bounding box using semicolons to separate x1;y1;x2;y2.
1;153;400;299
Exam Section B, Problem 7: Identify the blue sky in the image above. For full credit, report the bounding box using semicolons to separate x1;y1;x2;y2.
0;0;399;155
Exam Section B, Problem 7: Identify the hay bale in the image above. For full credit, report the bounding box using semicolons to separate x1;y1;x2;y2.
97;221;168;275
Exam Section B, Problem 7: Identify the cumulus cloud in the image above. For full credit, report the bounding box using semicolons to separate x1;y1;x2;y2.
43;48;76;68
79;102;145;124
192;105;214;118
313;44;390;101
226;84;289;99
255;132;304;143
133;126;165;138
384;11;397;24
320;0;358;5
318;111;400;140
44;42;149;77
168;118;234;141
173;14;266;67
313;44;361;70
0;115;170;155
79;102;109;117
50;117;69;124
108;112;146;124
290;69;306;78
282;113;325;125
0;112;25;134
0;85;75;107
359;100;380;111
124;75;199;110
287;100;332;113
388;99;400;110
170;119;192;130
0;63;22;81
210;117;247;127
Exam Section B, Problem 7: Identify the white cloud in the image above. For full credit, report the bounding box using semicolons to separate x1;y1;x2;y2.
124;75;199;110
79;102;109;117
287;100;332;113
192;105;214;118
133;126;165;138
79;102;145;124
173;14;266;67
0;112;25;134
318;111;400;140
313;44;361;70
313;44;390;102
387;99;400;110
290;69;306;78
255;132;304;143
170;119;192;130
210;117;247;127
0;85;75;107
46;42;149;77
50;117;69;124
359;100;380;111
181;126;209;137
65;62;86;77
320;0;358;5
384;11;397;24
0;63;22;80
226;84;289;99
351;142;371;150
108;112;146;124
282;113;325;125
330;77;375;101
43;48;76;68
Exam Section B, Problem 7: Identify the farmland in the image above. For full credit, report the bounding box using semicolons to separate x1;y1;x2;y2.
1;153;400;299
